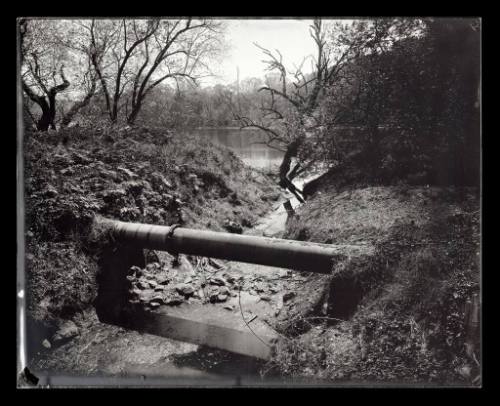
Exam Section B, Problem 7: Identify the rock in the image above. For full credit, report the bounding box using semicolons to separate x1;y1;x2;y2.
53;321;79;343
223;220;243;234
165;295;184;306
150;295;165;304
139;290;154;302
145;257;160;269
269;286;279;293
154;286;165;292
148;280;158;288
137;281;150;290
253;283;266;293
226;277;236;285
223;305;234;311
42;339;51;349
209;291;220;303
210;276;226;286
218;286;230;295
259;295;272;302
184;277;193;284
129;265;142;276
217;294;228;302
158;278;170;285
175;283;195;297
149;302;161;308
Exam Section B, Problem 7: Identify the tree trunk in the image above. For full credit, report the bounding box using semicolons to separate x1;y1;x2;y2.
36;106;53;131
127;103;141;125
278;138;305;203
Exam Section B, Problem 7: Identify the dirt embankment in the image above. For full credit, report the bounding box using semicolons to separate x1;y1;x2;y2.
23;126;279;353
271;181;480;385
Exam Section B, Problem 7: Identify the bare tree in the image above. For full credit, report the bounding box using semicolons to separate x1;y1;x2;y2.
235;18;419;198
87;18;224;125
20;19;102;130
20;19;70;131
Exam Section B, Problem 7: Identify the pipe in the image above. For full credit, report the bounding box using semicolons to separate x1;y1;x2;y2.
96;218;343;274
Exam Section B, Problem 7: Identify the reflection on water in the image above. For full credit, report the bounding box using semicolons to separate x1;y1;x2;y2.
187;128;284;169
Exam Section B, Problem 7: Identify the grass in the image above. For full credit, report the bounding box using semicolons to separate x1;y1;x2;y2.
269;184;480;385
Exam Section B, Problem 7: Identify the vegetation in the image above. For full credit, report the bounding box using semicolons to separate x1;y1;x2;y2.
23;125;278;344
19;17;480;385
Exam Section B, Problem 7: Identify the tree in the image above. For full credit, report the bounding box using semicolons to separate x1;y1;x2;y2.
20;19;70;131
86;18;224;125
20;18;99;130
234;19;403;198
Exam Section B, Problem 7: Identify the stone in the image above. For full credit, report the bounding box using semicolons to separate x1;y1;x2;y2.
225;274;236;283
149;302;161;308
254;283;266;293
283;292;296;302
150;295;165;304
223;305;234;311
53;321;79;343
217;294;228;302
146;262;160;271
158;278;170;285
175;283;195;297
165;296;184;306
129;265;142;276
218;286;230;295
209;291;220;303
259;295;272;302
154;286;165;292
42;339;51;349
137;281;150;290
210;276;226;286
184;277;193;284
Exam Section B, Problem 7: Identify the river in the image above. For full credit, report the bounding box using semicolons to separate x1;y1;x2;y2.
186;128;285;170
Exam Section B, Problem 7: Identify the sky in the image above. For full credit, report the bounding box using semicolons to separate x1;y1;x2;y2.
200;19;320;87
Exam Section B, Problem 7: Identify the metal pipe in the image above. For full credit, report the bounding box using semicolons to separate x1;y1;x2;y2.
97;218;343;274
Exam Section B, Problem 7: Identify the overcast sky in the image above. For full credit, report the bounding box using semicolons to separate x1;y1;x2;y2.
200;19;319;87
